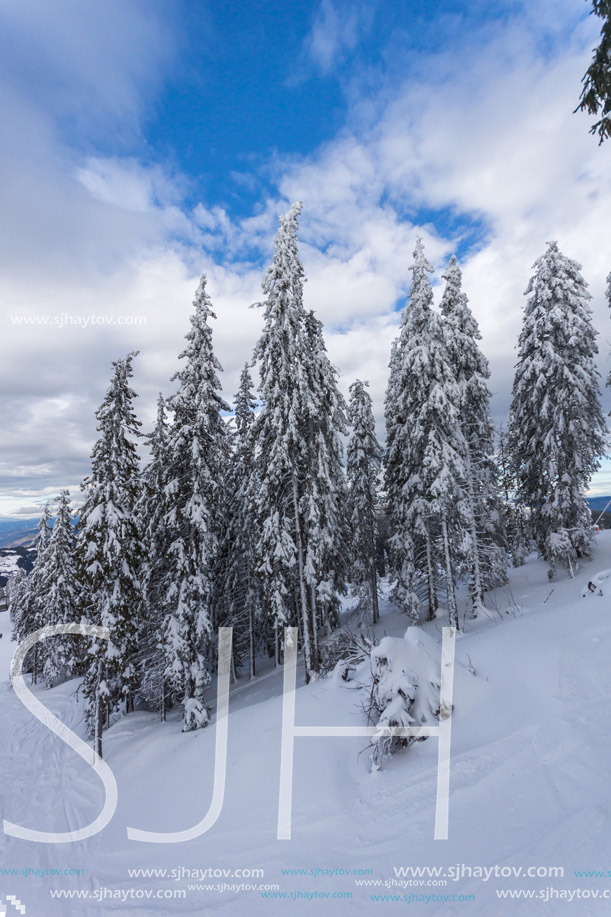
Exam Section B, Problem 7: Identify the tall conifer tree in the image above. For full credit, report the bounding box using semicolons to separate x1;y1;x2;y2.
385;239;468;627
161;275;229;731
138;394;172;716
214;365;263;678
77;352;143;757
42;489;80;686
440;255;508;610
252;203;348;678
347;379;382;623
10;505;51;683
508;242;607;577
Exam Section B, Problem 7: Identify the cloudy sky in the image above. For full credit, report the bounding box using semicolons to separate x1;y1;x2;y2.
1;0;610;518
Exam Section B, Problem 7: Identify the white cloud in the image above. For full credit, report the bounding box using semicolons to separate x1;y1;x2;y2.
304;0;376;75
0;0;175;138
1;0;610;514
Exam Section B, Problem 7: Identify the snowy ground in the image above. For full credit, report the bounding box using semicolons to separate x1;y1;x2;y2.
2;535;611;915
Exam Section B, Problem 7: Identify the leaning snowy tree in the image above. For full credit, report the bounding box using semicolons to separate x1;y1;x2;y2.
41;489;80;687
161;274;229;731
577;0;611;142
384;239;468;628
77;352;144;757
347;379;382;624
507;242;607;579
440;255;508;612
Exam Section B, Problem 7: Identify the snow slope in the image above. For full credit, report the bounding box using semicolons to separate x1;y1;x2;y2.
2;535;611;915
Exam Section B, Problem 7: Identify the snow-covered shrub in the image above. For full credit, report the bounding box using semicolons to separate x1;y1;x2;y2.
367;627;442;768
546;528;576;580
319;628;373;680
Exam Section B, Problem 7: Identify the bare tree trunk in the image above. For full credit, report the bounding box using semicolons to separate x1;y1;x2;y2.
424;525;438;621
95;665;104;760
441;513;458;629
274;623;279;668
310;583;319;669
464;446;484;613
292;474;313;682
249;602;256;678
369;507;379;625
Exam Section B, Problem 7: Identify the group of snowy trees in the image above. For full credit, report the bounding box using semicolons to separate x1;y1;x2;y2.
7;205;609;752
384;243;508;626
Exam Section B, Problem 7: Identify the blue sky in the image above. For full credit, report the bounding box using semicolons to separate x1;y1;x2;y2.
0;0;610;515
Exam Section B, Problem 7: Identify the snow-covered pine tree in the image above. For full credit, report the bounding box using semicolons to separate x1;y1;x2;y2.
161;274;229;731
368;628;442;768
138;394;172;717
214;364;263;678
6;568;27;634
41;489;80;687
384;239;468;627
439;255;508;610
252;202;314;675
11;505;52;683
301;309;349;648
77;352;143;756
347;379;382;624
507;242;607;578
497;425;531;567
252;203;348;679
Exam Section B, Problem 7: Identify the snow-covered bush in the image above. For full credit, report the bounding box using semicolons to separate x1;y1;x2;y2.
367;627;442;768
319;627;373;680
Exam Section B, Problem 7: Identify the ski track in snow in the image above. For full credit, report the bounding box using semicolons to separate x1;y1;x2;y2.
2;535;611;914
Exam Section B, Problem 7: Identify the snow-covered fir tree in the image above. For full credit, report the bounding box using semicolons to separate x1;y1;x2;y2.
252;202;313;673
497;425;531;567
6;568;27;635
214;364;263;678
41;489;80;687
384;239;468;627
368;628;442;768
161;274;229;731
10;505;52;683
507;242;607;578
439;255;508;610
301;309;349;648
252;202;348;679
138;394;172;716
347;379;382;623
77;352;144;756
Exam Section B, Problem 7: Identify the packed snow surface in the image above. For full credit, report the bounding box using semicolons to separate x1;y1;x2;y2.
2;534;611;914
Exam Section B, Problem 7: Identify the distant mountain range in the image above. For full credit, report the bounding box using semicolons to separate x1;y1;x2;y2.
587;496;611;512
0;496;609;553
0;520;40;549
